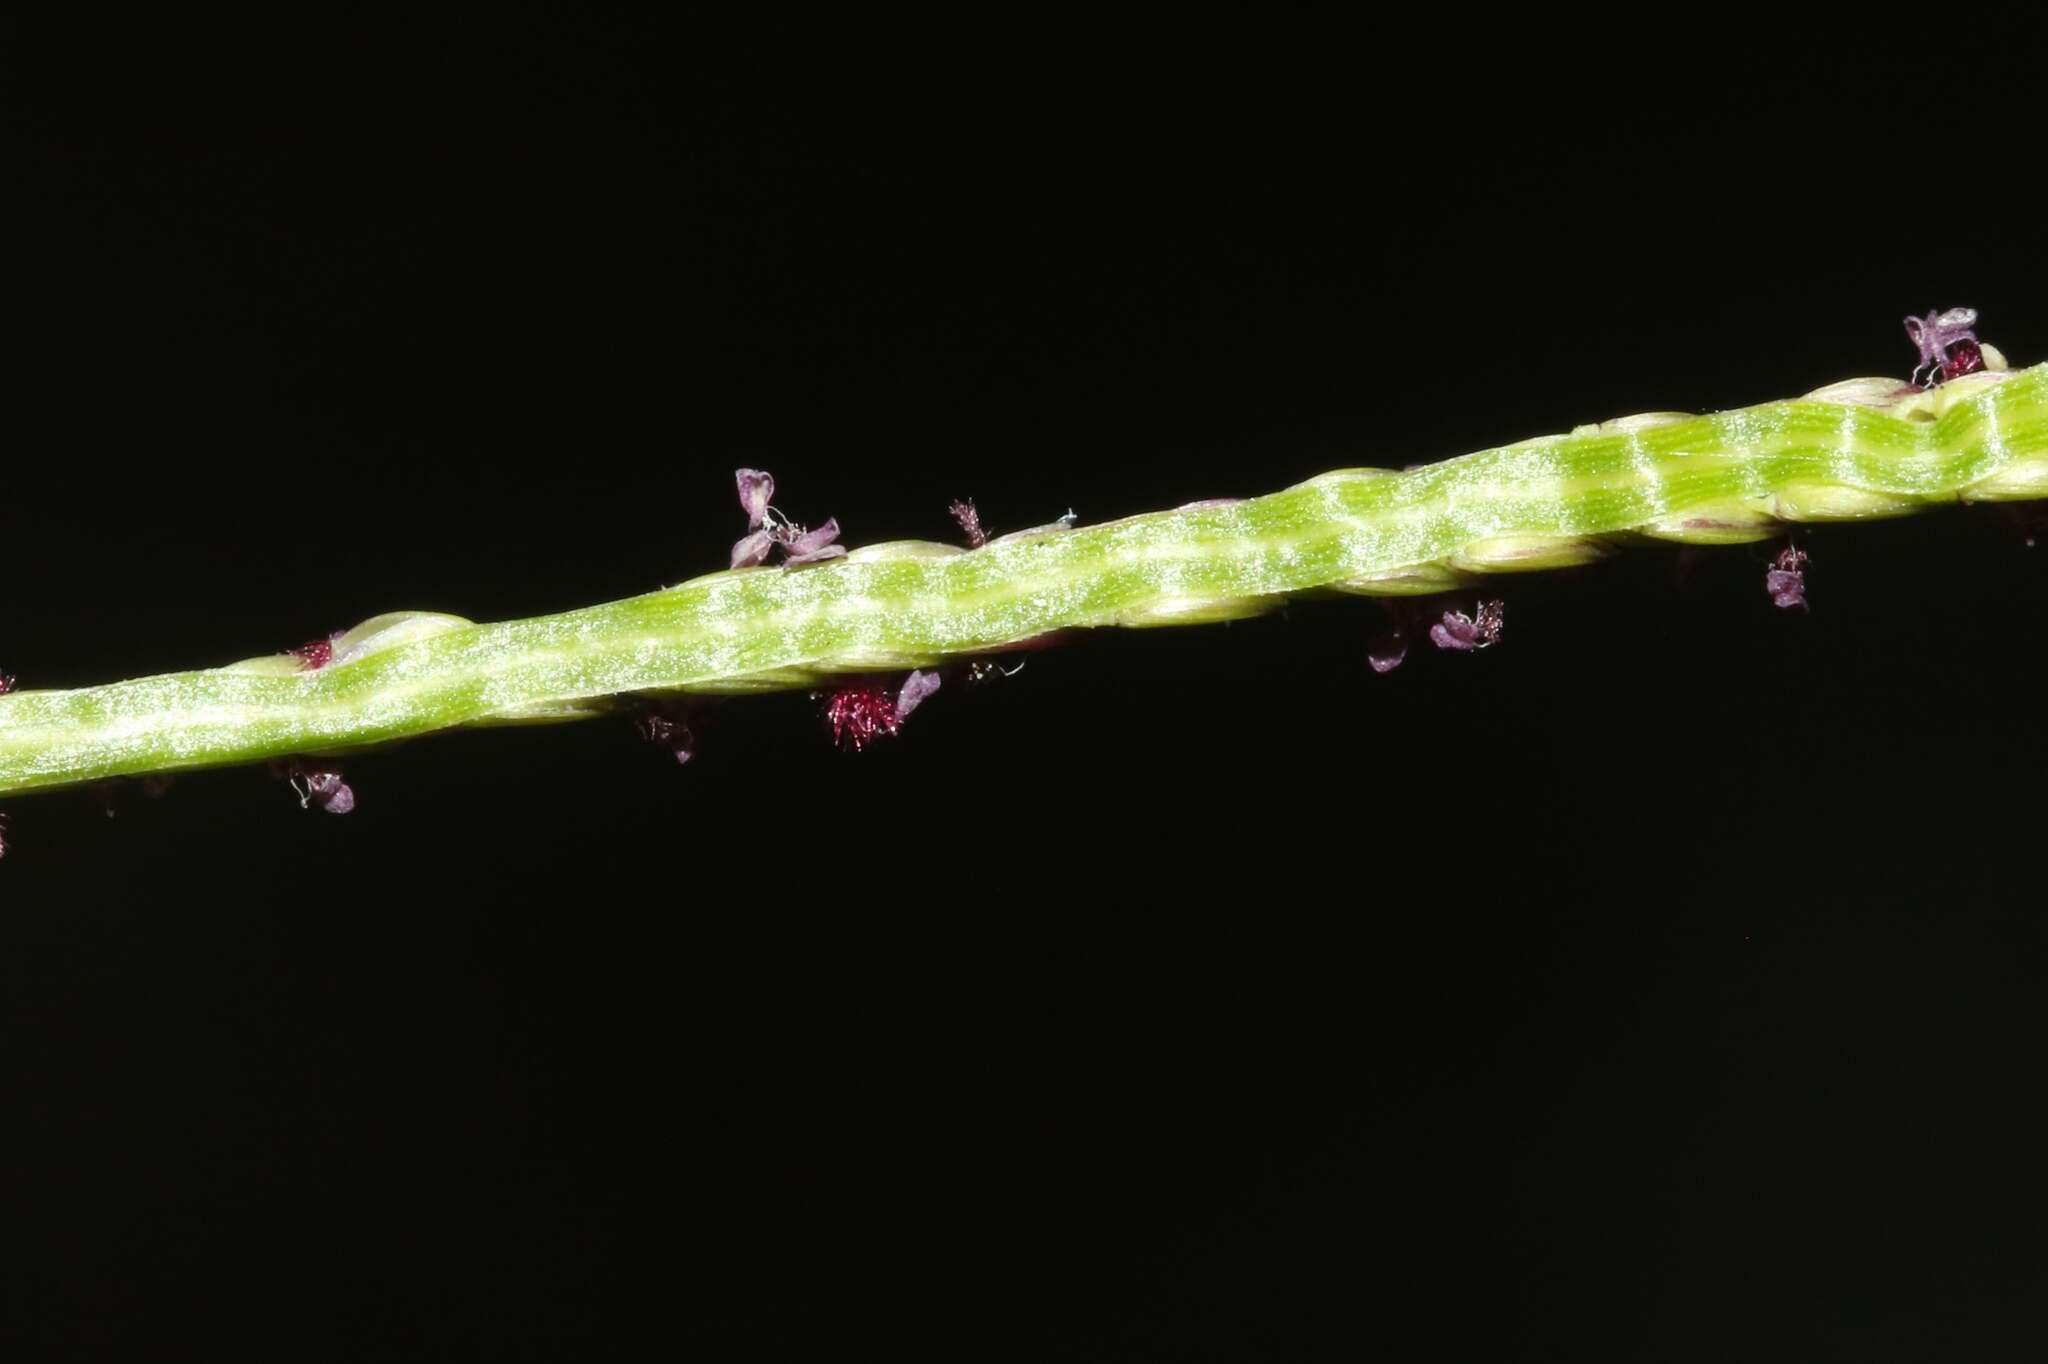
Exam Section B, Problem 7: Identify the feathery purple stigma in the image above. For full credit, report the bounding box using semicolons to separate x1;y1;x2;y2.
949;498;988;548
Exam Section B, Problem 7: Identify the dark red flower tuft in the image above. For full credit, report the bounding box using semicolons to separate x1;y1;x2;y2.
0;671;14;695
290;636;335;670
823;683;903;752
1940;338;1985;383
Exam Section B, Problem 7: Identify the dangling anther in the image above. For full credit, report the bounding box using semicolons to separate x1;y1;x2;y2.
1765;544;1810;612
1430;598;1506;652
275;759;356;815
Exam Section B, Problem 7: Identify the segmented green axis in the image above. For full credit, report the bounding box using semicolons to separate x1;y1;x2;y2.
3;361;2045;800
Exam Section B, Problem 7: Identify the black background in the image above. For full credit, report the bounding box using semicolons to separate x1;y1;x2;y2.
9;14;2048;1358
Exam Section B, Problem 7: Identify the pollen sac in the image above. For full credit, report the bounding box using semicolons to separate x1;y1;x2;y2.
278;760;356;815
1430;599;1505;652
730;528;776;569
1766;545;1810;612
781;518;845;566
300;771;355;815
736;468;776;529
893;669;941;722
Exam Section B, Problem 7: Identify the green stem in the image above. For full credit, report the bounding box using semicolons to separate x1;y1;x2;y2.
5;364;2046;799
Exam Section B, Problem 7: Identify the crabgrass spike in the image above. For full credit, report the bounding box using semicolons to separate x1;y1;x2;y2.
3;362;2045;798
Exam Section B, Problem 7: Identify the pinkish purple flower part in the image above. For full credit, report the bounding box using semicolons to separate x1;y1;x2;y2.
894;669;941;722
1941;339;1985;383
1367;596;1503;670
1766;545;1809;611
289;631;345;671
1430;599;1505;652
822;670;944;751
781;518;846;566
729;529;776;569
823;683;901;752
1905;307;1979;386
292;768;355;815
736;468;775;529
949;498;988;548
729;468;845;568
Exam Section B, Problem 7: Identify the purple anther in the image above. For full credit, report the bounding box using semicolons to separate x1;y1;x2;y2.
894;669;942;722
295;768;355;815
780;517;845;566
730;527;776;569
1766;544;1809;612
1431;599;1505;652
736;468;775;529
